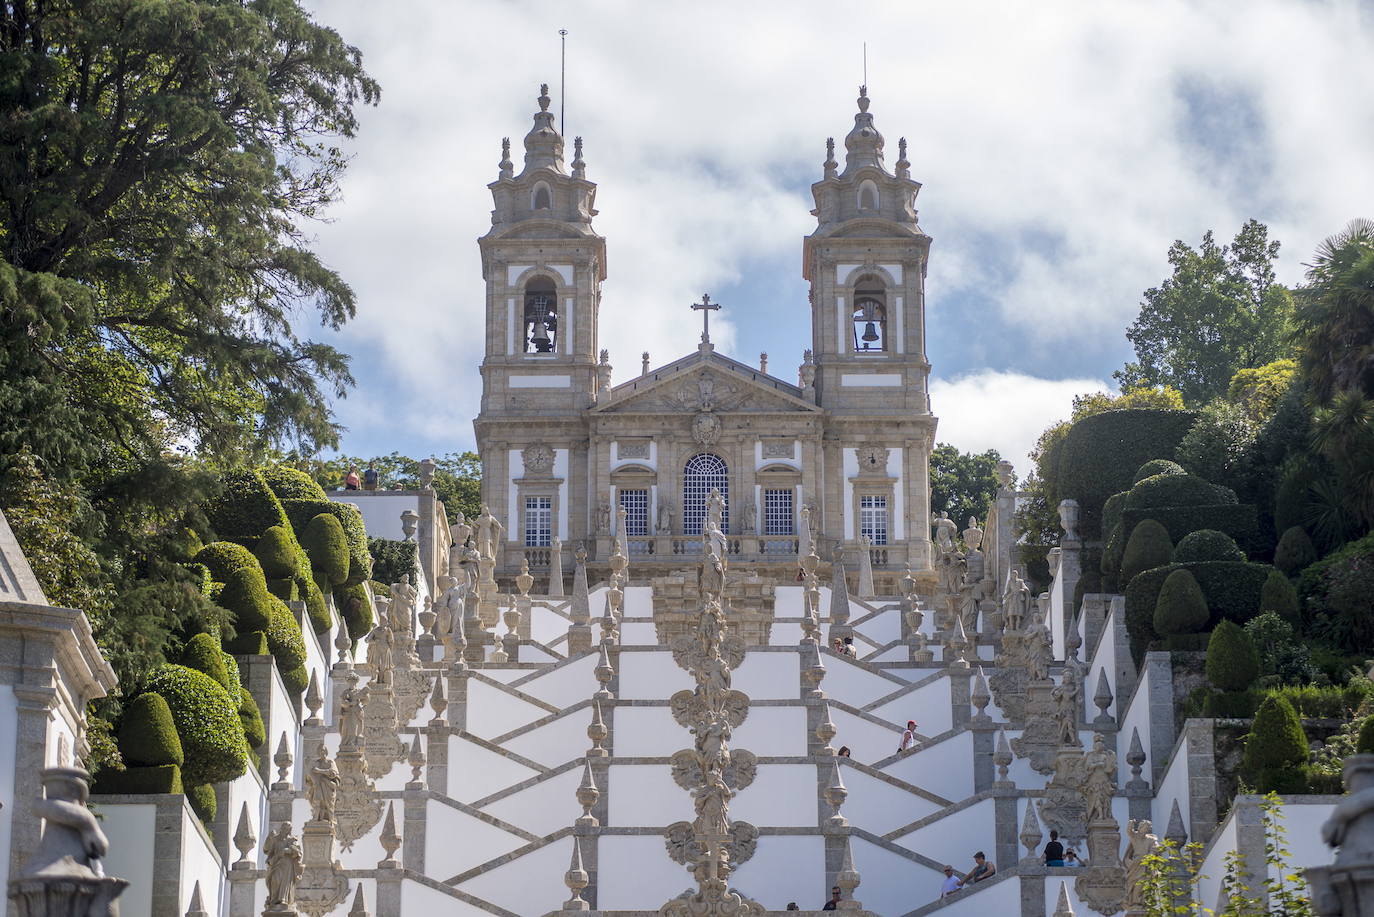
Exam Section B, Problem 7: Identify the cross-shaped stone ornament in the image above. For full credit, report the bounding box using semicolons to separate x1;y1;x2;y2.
691;294;721;344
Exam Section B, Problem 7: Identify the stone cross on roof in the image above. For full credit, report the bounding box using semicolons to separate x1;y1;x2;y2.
691;293;721;345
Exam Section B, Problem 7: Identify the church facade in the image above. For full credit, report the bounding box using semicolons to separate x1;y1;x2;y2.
474;85;937;579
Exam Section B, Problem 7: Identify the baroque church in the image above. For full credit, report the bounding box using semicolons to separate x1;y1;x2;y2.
475;85;937;580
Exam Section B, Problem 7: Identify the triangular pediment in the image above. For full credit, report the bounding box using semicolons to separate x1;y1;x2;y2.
595;351;819;415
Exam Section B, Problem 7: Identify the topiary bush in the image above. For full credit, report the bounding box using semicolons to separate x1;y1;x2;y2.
1274;525;1318;575
302;513;349;587
266;600;308;673
1242;695;1309;793
142;664;247;787
1202;690;1258;717
1100;521;1125;592
1259;570;1299;623
1245;612;1316;684
204;470;290;543
1134;459;1186;484
183;563;213;598
93;764;183;795
1055;408;1199;538
187;783;216;824
1127;472;1237;510
192;541;259;582
117;693;184;767
254;525;299;579
1124;560;1274;659
333;581;374;643
1121;519;1174;583
1119;504;1260;557
1358;716;1374;755
1101;492;1129;544
180;633;232;692
1173;529;1246;564
260;465;328;501
218;566;275;633
1206;620;1259;691
281;499;371;585
237;685;266;750
1154;569;1210;636
303;578;331;634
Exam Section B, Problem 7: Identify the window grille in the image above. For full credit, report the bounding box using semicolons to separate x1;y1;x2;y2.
763;489;795;535
859;494;889;546
682;454;728;535
619;489;649;537
524;496;552;547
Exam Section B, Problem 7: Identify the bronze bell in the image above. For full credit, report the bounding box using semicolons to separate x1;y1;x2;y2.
861;321;879;343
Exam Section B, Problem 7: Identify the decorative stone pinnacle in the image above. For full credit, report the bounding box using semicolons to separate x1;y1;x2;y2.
334;617;353;669
825;760;849;830
563;836;591;911
348;885;370;917
273;732;293;788
1165;799;1187;845
407;735;426;787
1093;670;1115;725
378;802;401;868
593;643;615;700
971;668;992;721
304;670;323;724
538;83;551;111
1020;798;1044;859
857;85;870;112
185;880;209;917
587;699;608;756
429;676;448;725
233;801;256;866
993;729;1014;788
816;701;837;754
576;760;600;826
1127;728;1147;783
1053;880;1075;917
835;834;862;908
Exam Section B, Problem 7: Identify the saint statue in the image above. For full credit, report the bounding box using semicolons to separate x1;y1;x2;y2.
474;504;503;558
1123;820;1158;909
740;500;756;535
449;512;471;550
656;499;673;534
595;495;611;534
389;574;418;633
305;745;342;824
1083;733;1118;824
706;488;725;532
366;622;395;685
933;512;957;554
338;675;369;750
264;822;304;907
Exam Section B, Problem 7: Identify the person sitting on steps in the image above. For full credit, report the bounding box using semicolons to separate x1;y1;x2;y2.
1044;830;1065;867
962;851;996;884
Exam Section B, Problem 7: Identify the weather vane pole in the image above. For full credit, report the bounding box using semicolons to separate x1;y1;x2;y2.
863;41;867;87
559;29;568;136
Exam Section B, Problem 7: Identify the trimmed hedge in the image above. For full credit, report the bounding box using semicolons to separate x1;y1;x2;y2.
1127;472;1237;510
1101;492;1128;546
1358;717;1374;755
1120;504;1260;557
266;577;299;602
94;764;183;795
1206;620;1259;691
260;465;328;501
225;630;268;655
266;601;308;673
205;470;290;542
1259;570;1299;622
1125;560;1274;659
1202;689;1258;717
218;567;275;633
1134;459;1186;483
254;526;299;579
143;664;247;787
333;582;374;643
1173;529;1245;564
183;563;213;598
180;634;232;692
238;685;266;750
187;783;216;824
192;541;259;582
1121;519;1173;583
303;577;331;634
1154;569;1210;636
1274;526;1318;575
1055;408;1199;538
302;513;349;587
1243;695;1308;793
117;693;183;767
281;499;371;585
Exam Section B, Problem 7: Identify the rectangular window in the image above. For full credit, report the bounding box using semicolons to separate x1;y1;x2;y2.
763;489;795;536
524;496;552;547
859;494;889;546
618;489;649;537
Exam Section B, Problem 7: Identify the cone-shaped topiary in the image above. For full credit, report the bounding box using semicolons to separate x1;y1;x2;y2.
1205;620;1260;691
1134;459;1186;484
1357;716;1374;755
1242;695;1308;792
266;600;308;672
143;664;247;786
1173;529;1246;564
1259;570;1300;623
117;693;184;767
1274;526;1318;575
180;633;232;692
237;685;266;750
302;513;349;587
204;470;290;543
187;783;216;824
1154;568;1210;636
260;465;328;501
254;525;299;579
280;664;309;696
192;541;258;582
1121;519;1175;583
218;566;274;633
303;577;331;634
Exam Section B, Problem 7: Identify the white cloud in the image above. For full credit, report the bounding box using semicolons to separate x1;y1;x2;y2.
929;371;1113;473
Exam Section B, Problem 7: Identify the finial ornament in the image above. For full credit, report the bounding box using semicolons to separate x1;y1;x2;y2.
538;83;551;111
857;84;870;112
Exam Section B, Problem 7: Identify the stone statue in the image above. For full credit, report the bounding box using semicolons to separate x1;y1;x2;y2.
706;488;725;531
656;499;673;534
305;745;342;824
474;504;503;558
264;822;304;908
9;765;127;917
1123;819;1158;910
366;622;394;685
338;675;369;750
933;512;957;555
596;495;611;534
1005;571;1032;632
389;575;417;632
1083;733;1118;824
449;512;471;549
740;500;756;535
1026;612;1053;683
1052;672;1081;748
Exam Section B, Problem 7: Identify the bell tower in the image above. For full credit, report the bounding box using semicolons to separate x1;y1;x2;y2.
803;87;937;570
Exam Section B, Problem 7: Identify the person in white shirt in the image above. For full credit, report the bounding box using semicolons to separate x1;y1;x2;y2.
899;720;919;753
940;865;963;898
1065;849;1086;868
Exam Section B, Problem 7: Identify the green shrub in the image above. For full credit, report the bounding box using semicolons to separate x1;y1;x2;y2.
205;470;290;542
1274;526;1318;575
302;513;349;586
117;693;184;767
1358;717;1374;754
1269;682;1371;719
1174;529;1245;564
1128;472;1237;510
1259;571;1299;622
1155;569;1210;636
280;664;309;695
93;764;183;795
266;601;308;673
218;566;275;633
1125;561;1273;659
1134;459;1186;483
260;465;328;501
1245;612;1315;684
1101;492;1129;543
254;525;299;579
333;582;373;643
1055;408;1199;538
303;578;331;634
238;685;266;750
192;541;259;582
225;630;268;655
1274;455;1320;537
1301;533;1374;649
142;664;247;786
1120;504;1260;557
180;633;232;692
1202;689;1258;717
281;499;371;585
187;783;216;824
1121;519;1174;583
266;577;298;602
1206;620;1259;691
1243;695;1309;793
182;563;213;598
369;537;418;586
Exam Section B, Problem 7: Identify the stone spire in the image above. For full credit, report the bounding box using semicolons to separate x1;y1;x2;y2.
521;83;565;175
842;86;885;175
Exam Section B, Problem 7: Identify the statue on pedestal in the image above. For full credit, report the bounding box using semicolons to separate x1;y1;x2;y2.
305;746;342;824
264;822;304;912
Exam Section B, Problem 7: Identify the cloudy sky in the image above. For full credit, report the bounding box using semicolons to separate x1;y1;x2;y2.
298;0;1374;472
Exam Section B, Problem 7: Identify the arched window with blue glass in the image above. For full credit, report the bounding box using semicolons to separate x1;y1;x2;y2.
682;453;728;535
